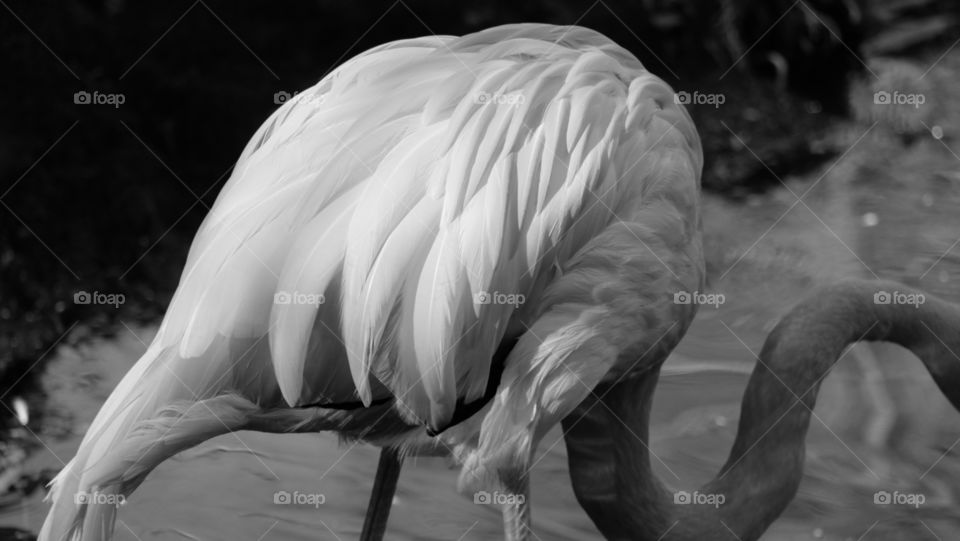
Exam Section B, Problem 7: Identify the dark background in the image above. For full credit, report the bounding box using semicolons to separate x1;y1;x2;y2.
0;0;957;461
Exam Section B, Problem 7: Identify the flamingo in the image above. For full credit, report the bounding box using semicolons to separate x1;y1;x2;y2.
40;23;704;541
37;22;960;541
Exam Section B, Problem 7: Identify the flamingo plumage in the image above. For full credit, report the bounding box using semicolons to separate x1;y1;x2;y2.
40;23;703;541
36;21;960;541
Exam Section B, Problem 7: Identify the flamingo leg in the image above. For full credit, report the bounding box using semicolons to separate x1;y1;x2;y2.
359;447;403;541
500;471;531;541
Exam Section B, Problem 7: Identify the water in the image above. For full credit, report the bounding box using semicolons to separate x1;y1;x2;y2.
3;130;960;540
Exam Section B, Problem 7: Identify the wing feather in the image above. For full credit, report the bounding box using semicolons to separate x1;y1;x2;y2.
341;124;446;403
412;224;468;428
268;183;365;406
143;24;701;433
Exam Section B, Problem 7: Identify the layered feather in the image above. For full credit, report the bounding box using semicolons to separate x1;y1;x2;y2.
159;24;697;428
42;23;702;541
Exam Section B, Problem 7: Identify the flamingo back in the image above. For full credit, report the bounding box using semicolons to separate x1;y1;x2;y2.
154;23;702;431
40;24;704;541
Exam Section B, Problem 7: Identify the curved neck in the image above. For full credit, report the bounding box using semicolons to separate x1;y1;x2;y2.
567;280;960;541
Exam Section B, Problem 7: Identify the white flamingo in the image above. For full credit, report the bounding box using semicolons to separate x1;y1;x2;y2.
40;23;704;541
37;22;960;541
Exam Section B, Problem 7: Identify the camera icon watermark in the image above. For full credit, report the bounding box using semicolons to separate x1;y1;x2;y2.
274;90;325;106
473;490;526;505
474;91;525;106
673;290;725;309
674;90;725;108
74;490;126;507
74;290;125;308
274;290;325;306
473;290;525;308
73;90;125;108
873;290;924;308
273;490;325;508
873;490;925;508
673;490;725;508
873;90;925;108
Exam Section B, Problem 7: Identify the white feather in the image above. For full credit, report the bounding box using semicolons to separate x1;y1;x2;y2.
41;23;705;541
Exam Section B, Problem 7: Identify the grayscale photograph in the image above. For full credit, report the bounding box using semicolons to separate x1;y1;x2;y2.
1;1;959;539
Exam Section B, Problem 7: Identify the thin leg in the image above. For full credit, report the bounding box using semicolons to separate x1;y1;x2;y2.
500;469;531;541
360;447;403;541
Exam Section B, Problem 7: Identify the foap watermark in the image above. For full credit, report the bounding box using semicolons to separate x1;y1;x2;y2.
873;290;924;308
673;290;725;309
474;490;526;505
273;90;325;107
74;90;125;108
874;490;925;508
873;90;925;109
473;290;525;308
674;90;725;108
74;490;126;507
273;490;326;508
673;490;725;508
274;290;325;306
74;290;125;308
474;91;525;106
